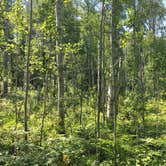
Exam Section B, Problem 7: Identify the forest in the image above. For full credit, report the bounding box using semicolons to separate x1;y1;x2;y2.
0;0;166;165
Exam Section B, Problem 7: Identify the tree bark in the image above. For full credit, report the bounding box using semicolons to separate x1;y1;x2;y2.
110;0;120;165
3;7;9;96
56;0;65;134
96;0;105;163
40;71;48;146
97;0;105;140
24;0;32;141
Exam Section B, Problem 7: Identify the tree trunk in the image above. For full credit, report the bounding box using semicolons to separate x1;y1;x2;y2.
24;0;32;141
110;0;120;165
97;0;105;139
3;15;9;96
56;0;65;134
96;0;105;163
40;71;48;146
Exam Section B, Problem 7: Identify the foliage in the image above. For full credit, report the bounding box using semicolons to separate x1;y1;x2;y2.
0;0;166;165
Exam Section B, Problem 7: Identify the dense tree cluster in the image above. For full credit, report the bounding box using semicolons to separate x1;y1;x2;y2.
0;0;166;165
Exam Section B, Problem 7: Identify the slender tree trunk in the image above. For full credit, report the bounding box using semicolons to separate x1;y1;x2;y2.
13;45;19;153
91;56;95;86
151;7;160;138
80;93;83;126
139;51;145;135
24;0;32;141
110;0;120;165
132;1;140;155
133;0;145;138
106;80;112;118
87;50;91;87
40;71;48;146
102;19;106;124
96;1;105;163
97;0;105;140
56;0;65;134
3;18;9;96
72;53;77;94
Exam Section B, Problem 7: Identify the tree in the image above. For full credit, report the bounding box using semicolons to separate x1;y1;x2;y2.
56;0;65;134
109;0;122;165
97;0;105;162
2;0;12;96
24;0;33;141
